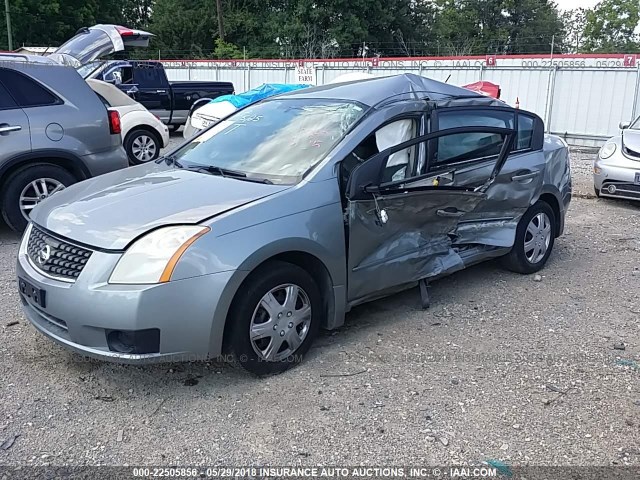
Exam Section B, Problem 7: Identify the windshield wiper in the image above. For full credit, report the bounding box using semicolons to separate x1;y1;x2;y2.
188;165;245;177
156;155;184;168
187;165;273;184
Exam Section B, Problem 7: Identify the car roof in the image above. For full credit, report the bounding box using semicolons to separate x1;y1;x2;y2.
277;73;485;107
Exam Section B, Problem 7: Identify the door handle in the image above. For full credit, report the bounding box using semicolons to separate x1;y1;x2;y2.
436;208;465;218
0;125;22;133
512;171;539;182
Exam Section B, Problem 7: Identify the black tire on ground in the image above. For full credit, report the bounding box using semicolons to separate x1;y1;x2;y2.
168;124;179;133
1;164;76;233
594;186;600;198
500;200;556;275
226;261;322;376
124;129;162;165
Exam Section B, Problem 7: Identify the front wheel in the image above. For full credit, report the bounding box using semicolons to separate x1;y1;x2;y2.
501;201;556;274
226;261;322;376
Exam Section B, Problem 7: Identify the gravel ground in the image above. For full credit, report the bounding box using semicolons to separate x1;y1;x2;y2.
0;148;639;468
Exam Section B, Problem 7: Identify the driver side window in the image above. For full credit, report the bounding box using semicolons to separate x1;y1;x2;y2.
105;67;134;85
341;118;418;191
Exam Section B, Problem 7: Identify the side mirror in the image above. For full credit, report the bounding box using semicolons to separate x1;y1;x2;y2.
620;121;630;130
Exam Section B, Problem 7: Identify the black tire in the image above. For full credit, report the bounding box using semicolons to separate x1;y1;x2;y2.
124;129;161;165
168;124;179;133
500;200;556;274
594;186;600;198
1;164;76;233
226;261;322;376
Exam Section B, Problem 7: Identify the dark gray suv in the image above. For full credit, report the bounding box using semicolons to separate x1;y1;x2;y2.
0;54;128;232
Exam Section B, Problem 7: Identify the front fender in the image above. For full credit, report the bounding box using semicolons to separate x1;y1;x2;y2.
171;201;348;356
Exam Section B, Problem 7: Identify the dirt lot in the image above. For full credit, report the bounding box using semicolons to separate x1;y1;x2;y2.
0;149;639;468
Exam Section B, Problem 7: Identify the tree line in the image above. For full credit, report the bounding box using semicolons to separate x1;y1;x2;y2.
1;0;638;58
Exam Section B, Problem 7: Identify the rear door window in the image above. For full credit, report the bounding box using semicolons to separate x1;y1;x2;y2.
435;109;515;166
0;68;59;108
0;81;18;110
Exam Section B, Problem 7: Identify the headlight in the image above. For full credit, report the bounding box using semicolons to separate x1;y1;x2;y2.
109;226;210;284
599;142;617;159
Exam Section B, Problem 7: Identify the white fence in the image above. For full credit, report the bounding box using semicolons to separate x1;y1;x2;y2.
162;55;640;147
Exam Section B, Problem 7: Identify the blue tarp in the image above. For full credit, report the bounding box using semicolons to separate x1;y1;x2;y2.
209;83;311;108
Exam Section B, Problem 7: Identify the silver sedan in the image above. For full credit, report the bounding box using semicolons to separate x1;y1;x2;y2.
16;74;571;376
594;120;640;201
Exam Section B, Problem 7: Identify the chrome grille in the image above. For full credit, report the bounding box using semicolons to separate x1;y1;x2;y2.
27;226;92;281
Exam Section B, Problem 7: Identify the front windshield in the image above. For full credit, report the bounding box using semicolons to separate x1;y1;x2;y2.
172;98;366;184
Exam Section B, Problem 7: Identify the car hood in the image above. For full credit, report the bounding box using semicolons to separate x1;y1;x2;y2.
622;129;640;155
29;164;289;250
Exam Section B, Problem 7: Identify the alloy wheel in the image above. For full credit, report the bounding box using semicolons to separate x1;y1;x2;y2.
19;178;65;221
131;134;158;162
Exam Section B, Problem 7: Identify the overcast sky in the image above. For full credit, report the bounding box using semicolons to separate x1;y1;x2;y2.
555;0;599;10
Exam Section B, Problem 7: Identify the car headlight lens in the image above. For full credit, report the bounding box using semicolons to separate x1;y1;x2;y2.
109;226;210;284
599;142;617;159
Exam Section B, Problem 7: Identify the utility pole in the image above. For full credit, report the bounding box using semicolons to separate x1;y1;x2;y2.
216;0;225;42
4;0;12;51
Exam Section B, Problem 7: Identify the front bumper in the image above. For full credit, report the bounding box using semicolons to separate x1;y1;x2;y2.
17;245;234;364
594;154;640;201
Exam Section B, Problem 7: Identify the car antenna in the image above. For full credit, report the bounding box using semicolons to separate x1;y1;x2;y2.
445;74;451;83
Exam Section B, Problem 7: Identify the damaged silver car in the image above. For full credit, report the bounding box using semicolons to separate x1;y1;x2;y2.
17;74;572;375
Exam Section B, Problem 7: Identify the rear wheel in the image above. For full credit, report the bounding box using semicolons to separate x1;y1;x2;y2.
125;129;161;165
501;201;556;274
1;164;76;233
226;261;321;376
